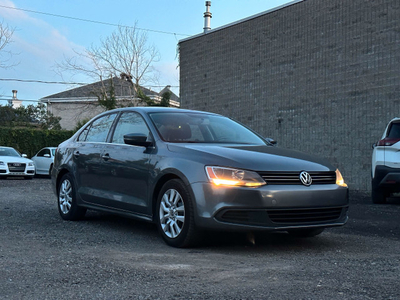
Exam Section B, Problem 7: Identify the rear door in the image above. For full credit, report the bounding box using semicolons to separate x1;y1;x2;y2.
74;113;117;204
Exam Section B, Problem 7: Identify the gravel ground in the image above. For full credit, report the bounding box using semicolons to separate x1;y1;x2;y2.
1;177;400;299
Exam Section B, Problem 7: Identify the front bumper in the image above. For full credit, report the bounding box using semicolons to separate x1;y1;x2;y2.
191;182;349;231
0;165;35;177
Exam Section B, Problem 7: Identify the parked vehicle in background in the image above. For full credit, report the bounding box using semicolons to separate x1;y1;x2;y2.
52;107;349;247
0;146;35;179
31;147;56;176
372;117;400;203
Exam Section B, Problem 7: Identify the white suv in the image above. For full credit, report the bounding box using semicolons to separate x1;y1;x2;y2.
372;118;400;203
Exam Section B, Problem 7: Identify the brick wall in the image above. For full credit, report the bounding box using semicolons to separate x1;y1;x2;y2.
179;0;400;192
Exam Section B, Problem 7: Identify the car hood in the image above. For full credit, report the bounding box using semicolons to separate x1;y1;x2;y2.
166;144;334;172
0;156;33;163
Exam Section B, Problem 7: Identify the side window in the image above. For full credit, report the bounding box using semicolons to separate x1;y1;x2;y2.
85;114;117;143
37;149;49;157
112;112;150;144
77;126;90;142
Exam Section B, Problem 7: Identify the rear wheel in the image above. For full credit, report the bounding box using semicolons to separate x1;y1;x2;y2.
156;179;201;247
58;173;86;220
287;227;325;237
371;187;387;204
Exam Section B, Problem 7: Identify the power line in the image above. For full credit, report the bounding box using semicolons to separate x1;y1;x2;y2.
0;5;191;37
0;78;86;85
0;78;179;89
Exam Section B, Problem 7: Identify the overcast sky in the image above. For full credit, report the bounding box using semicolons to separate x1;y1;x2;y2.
0;0;294;106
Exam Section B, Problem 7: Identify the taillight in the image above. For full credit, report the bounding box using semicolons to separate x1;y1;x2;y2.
377;138;400;146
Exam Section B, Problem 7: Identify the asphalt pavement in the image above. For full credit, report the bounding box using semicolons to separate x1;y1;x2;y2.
1;177;399;299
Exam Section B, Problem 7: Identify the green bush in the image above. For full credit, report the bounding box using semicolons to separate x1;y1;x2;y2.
0;127;73;158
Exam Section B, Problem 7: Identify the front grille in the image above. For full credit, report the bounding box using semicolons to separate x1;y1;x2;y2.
8;163;26;172
268;207;343;224
258;171;336;185
218;210;269;226
217;207;343;226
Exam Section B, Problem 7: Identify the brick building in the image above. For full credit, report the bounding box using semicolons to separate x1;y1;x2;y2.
178;0;400;192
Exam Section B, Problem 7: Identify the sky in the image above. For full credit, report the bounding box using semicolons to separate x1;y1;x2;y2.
0;0;294;106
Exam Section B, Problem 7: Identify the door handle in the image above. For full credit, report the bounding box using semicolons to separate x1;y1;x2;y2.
101;153;110;161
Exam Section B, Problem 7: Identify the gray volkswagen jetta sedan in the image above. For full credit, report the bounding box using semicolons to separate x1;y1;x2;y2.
52;107;348;247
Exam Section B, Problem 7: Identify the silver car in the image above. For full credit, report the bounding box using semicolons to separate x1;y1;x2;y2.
31;147;56;176
52;107;349;247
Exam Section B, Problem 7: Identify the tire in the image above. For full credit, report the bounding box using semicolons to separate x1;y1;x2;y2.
156;179;201;247
371;187;387;204
371;182;390;204
287;227;325;237
48;164;53;177
57;173;86;220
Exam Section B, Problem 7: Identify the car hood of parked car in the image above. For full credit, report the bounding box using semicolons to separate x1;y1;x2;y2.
166;144;334;172
0;156;34;163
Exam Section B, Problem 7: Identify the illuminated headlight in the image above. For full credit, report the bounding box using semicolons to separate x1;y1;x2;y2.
335;169;347;187
205;166;266;187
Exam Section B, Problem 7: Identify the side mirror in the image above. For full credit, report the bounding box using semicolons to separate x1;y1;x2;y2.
22;154;28;158
124;133;153;147
265;138;277;146
372;143;377;149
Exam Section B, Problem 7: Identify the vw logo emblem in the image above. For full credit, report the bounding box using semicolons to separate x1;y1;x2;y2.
300;171;312;186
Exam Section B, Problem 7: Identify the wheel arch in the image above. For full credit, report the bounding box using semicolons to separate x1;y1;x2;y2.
151;169;195;222
56;168;71;195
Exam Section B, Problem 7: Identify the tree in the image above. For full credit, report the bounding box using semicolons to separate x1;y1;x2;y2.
160;91;171;107
57;23;160;104
0;104;61;130
95;76;117;110
0;20;16;69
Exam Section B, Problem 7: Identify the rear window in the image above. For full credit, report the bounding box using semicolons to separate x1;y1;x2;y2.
387;122;400;138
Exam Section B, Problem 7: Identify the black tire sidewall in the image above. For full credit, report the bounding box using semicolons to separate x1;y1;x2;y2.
156;179;195;247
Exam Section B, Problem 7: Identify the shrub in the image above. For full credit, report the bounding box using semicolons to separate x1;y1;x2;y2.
0;127;73;157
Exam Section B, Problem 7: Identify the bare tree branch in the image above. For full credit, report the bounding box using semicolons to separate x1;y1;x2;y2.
55;22;160;102
0;19;17;69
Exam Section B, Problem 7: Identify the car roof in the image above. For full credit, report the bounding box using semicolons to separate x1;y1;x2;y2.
100;106;222;116
389;117;400;123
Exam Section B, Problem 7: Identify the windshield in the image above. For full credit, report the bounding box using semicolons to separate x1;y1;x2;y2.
149;112;267;145
0;147;21;157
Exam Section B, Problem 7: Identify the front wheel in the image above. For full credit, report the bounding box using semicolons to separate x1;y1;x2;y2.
156;179;201;247
58;173;86;220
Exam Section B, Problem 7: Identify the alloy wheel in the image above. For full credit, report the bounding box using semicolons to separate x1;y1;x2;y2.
59;179;72;214
159;188;185;238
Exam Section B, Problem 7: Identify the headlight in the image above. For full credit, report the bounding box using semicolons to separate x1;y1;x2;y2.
335;169;347;187
28;163;34;167
0;161;4;166
205;166;266;187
